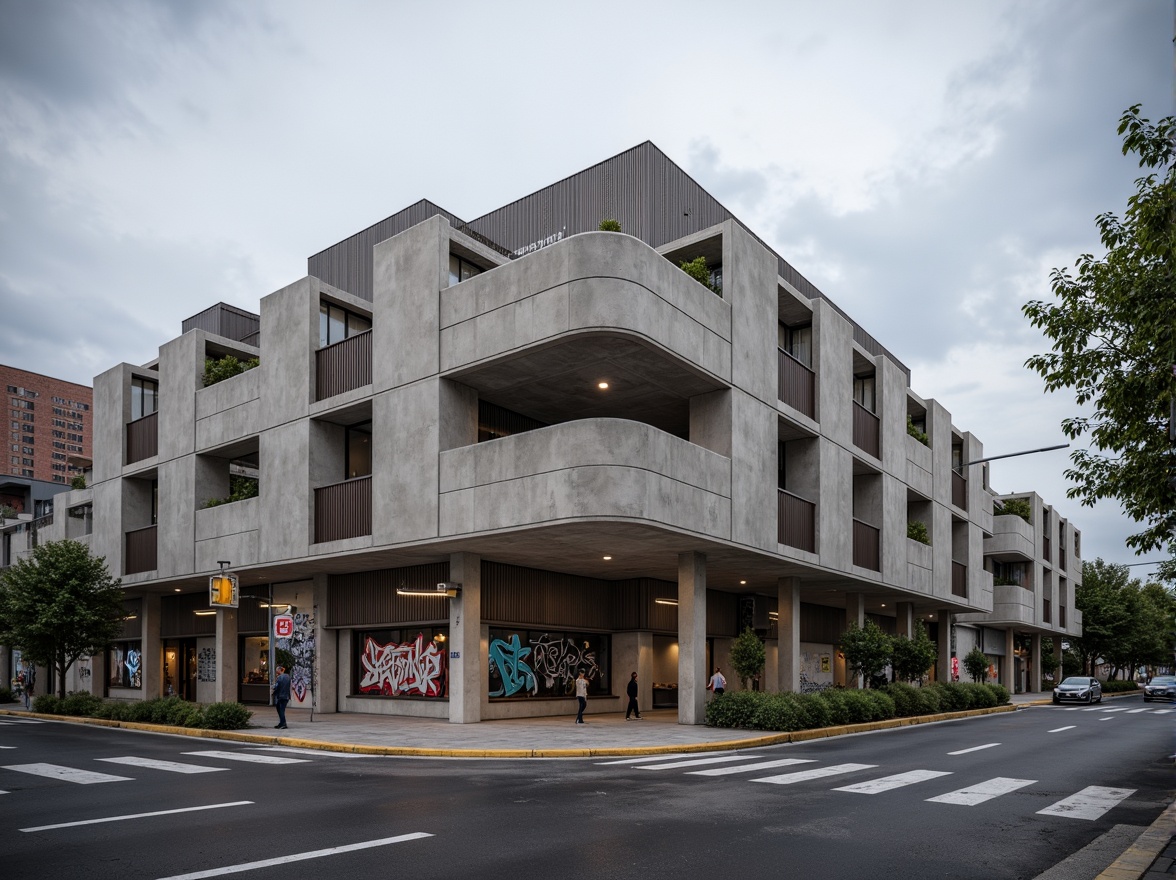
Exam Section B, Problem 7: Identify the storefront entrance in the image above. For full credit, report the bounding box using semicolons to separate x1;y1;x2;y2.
162;639;197;701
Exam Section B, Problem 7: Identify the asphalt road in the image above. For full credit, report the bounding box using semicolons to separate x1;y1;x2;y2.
0;697;1172;880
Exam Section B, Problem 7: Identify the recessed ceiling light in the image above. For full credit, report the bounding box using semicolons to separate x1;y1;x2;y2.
597;381;609;390
602;555;612;560
174;588;182;592
881;603;886;608
740;580;747;585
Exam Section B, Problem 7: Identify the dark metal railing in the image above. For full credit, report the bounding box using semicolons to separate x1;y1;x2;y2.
951;471;967;510
852;519;880;571
126;412;158;464
777;349;815;419
315;329;372;401
951;561;967;598
125;525;157;575
851;401;879;458
778;489;815;552
314;475;372;543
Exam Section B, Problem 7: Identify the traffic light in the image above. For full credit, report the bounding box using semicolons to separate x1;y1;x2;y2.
209;574;238;608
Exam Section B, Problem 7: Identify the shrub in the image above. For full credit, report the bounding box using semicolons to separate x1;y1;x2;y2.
203;355;260;388
0;687;14;704
993;497;1032;522
59;691;103;716
916;685;943;714
70;474;87;490
984;683;1011;705
704;691;760;729
32;694;60;714
958;682;997;709
962;647;991;683
930;682;969;712
907;520;930;545
788;692;832;730
816;688;893;725
750;694;803;732
1100;679;1139;693
203;701;253;730
679;256;718;293
906;415;929;446
730;627;766;690
884;682;921;717
598;218;622;232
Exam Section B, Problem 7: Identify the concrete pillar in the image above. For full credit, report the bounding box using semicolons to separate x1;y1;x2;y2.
1002;629;1016;692
313;574;336;713
777;577;800;693
845;593;865;688
1030;632;1042;692
613;631;654;714
90;652;108;698
0;648;10;694
678;551;707;725
448;552;481;723
896;602;914;639
142;593;162;699
937;609;953;683
214;606;238;703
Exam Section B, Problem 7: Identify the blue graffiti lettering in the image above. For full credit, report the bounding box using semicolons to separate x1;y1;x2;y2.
488;634;537;697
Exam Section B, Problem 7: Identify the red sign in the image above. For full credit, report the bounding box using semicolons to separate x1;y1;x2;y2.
951;656;960;681
273;614;294;638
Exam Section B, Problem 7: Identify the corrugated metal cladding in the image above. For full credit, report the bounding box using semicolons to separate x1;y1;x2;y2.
119;599;142;639
801;603;847;645
160;593;217;639
181;303;260;343
328;562;451;628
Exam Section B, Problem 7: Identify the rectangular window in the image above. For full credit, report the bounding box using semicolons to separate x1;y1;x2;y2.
108;642;143;689
448;253;485;287
353;628;449;698
318;302;371;348
853;374;876;413
488;628;610;699
779;323;812;368
131;376;158;421
345;421;372;479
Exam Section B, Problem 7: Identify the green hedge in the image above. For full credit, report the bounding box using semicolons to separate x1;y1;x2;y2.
705;682;1010;731
0;687;14;704
30;693;253;729
1099;679;1139;693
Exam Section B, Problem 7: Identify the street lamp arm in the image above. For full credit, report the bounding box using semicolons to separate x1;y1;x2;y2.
957;443;1070;471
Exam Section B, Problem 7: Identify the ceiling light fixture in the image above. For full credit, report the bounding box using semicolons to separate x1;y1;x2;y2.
740;580;747;585
396;588;451;597
194;610;216;616
597;381;609;389
603;555;612;561
655;598;679;606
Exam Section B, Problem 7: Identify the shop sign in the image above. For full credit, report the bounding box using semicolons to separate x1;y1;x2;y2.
273;614;294;638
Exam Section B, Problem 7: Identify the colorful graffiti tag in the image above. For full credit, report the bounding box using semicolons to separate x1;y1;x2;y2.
488;630;608;698
276;611;315;702
125;647;142;689
359;633;446;697
488;633;537;697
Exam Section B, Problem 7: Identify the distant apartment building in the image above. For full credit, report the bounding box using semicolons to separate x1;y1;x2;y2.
1;143;1081;717
1;365;92;493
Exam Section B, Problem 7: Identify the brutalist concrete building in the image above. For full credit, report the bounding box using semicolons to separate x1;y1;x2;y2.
6;143;1082;721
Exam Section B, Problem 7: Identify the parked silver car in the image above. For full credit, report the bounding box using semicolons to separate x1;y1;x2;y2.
1143;675;1176;702
1053;676;1102;704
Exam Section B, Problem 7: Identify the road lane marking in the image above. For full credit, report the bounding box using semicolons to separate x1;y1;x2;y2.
1047;726;1076;733
833;769;952;794
947;743;1000;755
636;755;763;770
1037;786;1135;820
1099;717;1115;722
98;757;228;774
1125;709;1150;714
152;832;434;879
181;751;309;765
1154;709;1173;714
248;747;366;758
21;801;253;832
926;777;1036;805
596;753;708;765
0;745;16;749
688;758;815;776
2;763;132;784
1081;707;1102;712
1100;708;1130;713
752;763;877;785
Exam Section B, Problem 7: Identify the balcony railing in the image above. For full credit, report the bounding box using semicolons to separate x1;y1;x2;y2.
1043;597;1052;624
125;525;157;575
314;475;372;543
1059;604;1066;628
852;519;880;571
777;489;815;553
315;329;372;401
777;350;815;419
126;412;158;464
951;471;967;510
951;561;967;598
851;402;880;458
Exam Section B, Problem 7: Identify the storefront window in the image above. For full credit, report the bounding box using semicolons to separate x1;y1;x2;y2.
241;636;270;685
108;641;142;689
354;628;448;698
488;628;610;699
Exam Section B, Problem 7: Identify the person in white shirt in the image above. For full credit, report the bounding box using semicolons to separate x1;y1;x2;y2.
707;667;726;696
574;670;589;723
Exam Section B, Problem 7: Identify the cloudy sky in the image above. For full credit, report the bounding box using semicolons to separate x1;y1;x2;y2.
0;1;1171;574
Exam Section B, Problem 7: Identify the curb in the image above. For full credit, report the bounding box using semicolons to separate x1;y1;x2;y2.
0;703;1015;759
1095;798;1176;880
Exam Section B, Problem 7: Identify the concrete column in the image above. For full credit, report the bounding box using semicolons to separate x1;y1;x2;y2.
90;652;108;698
937;610;953;683
313;574;336;713
613;631;654;714
1030;632;1043;692
448;552;481;723
214;606;238;704
142;593;163;699
896;602;914;639
1002;629;1016;692
0;648;10;693
845;593;865;688
678;551;707;725
777;577;800;693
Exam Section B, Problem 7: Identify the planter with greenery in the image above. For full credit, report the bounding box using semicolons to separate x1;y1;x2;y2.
906;415;929;446
598;219;622;232
31;693;253;729
993;497;1032;522
907;520;930;545
203;354;260;388
678;256;720;294
203;475;259;508
69;474;87;490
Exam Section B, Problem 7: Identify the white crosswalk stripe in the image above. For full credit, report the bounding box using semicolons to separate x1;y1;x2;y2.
97;756;228;774
1153;709;1173;714
752;763;877;786
182;750;309;765
833;769;952;794
2;763;132;784
1037;786;1135;820
1100;708;1130;713
926;777;1036;806
688;758;815;777
636;755;763;771
595;753;704;765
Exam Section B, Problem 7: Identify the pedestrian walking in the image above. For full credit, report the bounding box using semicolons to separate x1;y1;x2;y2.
706;667;726;696
574;670;588;724
23;665;35;710
272;665;291;729
625;671;642;719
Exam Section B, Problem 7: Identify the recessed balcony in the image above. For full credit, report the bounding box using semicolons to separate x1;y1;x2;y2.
777;350;815;419
124;525;157;575
314;475;372;543
316;329;372;401
777;489;815;553
852;519;880;571
126;413;158;465
852;402;879;459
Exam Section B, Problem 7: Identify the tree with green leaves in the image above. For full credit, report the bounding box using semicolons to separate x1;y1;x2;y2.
890;621;937;684
1074;558;1135;676
839;620;892;688
1023;105;1175;559
0;540;125;699
729;627;765;690
962;647;990;684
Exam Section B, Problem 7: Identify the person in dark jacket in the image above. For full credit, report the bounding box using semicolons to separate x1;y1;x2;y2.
625;671;642;720
272;665;291;729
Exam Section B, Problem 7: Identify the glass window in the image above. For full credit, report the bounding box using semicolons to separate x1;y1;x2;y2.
345;421;372;479
784;324;812;367
319;302;371;348
488;628;610;699
853;374;875;413
354;628;449;697
131;377;158;421
241;636;270;685
108;641;143;689
448;253;485;287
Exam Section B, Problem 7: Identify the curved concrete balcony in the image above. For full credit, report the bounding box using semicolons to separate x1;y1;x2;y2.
905;435;932;498
439;418;731;539
196;368;260;451
986;584;1036;626
985;514;1034;561
195;496;259;571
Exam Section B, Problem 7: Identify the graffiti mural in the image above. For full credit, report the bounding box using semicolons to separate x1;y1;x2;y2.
799;644;833;693
125;647;142;689
197;647;216;682
488;629;609;699
276;611;315;702
359;633;446;697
